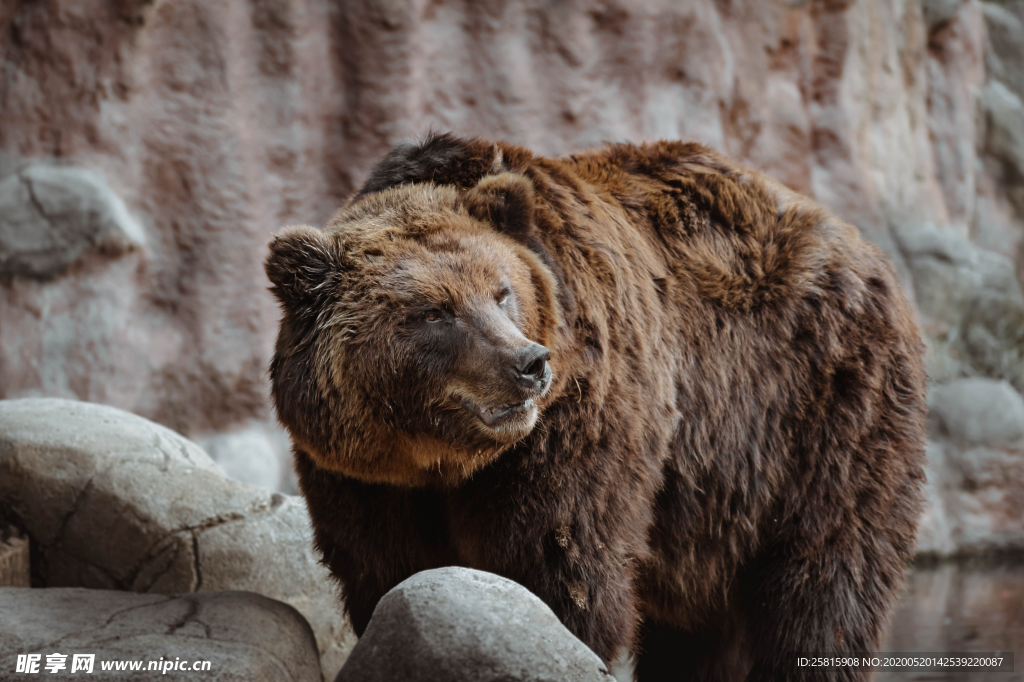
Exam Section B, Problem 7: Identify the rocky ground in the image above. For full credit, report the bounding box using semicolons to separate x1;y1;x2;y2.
0;399;356;679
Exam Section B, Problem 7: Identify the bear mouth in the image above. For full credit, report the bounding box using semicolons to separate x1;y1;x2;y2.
456;395;535;428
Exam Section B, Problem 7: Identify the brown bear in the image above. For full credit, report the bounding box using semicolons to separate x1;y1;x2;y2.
265;133;927;681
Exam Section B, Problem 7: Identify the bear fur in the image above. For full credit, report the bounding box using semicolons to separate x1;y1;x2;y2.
265;133;927;681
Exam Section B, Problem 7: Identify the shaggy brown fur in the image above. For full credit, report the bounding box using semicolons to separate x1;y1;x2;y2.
266;133;927;681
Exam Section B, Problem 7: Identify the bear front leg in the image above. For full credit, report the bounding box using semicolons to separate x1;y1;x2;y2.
294;449;459;635
496;522;643;664
448;461;653;664
533;523;643;664
742;535;906;682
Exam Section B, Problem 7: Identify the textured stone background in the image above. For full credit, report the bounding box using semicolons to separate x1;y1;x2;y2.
1;0;1022;553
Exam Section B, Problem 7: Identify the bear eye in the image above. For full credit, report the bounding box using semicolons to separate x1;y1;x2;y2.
496;289;511;306
424;308;443;323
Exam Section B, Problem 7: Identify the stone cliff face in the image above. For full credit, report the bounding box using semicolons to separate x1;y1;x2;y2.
1;0;1021;551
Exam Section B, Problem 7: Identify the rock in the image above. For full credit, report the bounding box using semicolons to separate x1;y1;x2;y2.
982;79;1024;172
335;567;612;682
981;79;1024;214
926;2;987;232
978;1;1024;251
983;2;1024;101
951;445;1024;552
923;0;966;33
0;588;321;681
0;398;355;679
929;378;1024;445
0;151;17;181
921;378;1024;556
904;249;1024;559
0;527;30;588
917;436;1024;557
893;221;1024;389
201;424;285;492
893;218;976;267
0;164;144;279
893;221;1021;311
914;442;957;557
978;0;1024;251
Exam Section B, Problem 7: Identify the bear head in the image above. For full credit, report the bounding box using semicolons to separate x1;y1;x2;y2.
265;173;562;487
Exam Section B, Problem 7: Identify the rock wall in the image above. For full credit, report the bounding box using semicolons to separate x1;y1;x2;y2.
1;0;1022;551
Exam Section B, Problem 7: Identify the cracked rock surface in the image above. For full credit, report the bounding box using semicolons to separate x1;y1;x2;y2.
0;588;321;681
335;567;612;682
0;163;144;279
0;398;355;679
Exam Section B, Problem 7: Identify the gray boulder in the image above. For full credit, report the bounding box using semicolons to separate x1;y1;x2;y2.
0;398;355;679
201;425;285;492
929;377;1024;444
0;164;144;278
335;567;612;682
921;436;1024;556
917;378;1024;556
981;80;1024;176
914;441;958;557
893;220;1024;389
0;588;320;681
982;2;1024;220
984;2;1024;103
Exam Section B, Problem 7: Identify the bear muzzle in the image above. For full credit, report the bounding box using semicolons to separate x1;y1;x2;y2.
450;343;551;433
457;396;537;428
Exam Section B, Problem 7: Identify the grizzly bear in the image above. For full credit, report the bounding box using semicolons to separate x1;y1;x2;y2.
265;133;926;681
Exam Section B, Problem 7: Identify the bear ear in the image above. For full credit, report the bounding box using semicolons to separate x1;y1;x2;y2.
461;172;536;241
265;225;342;309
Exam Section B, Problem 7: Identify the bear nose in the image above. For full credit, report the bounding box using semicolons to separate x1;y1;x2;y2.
513;343;551;388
